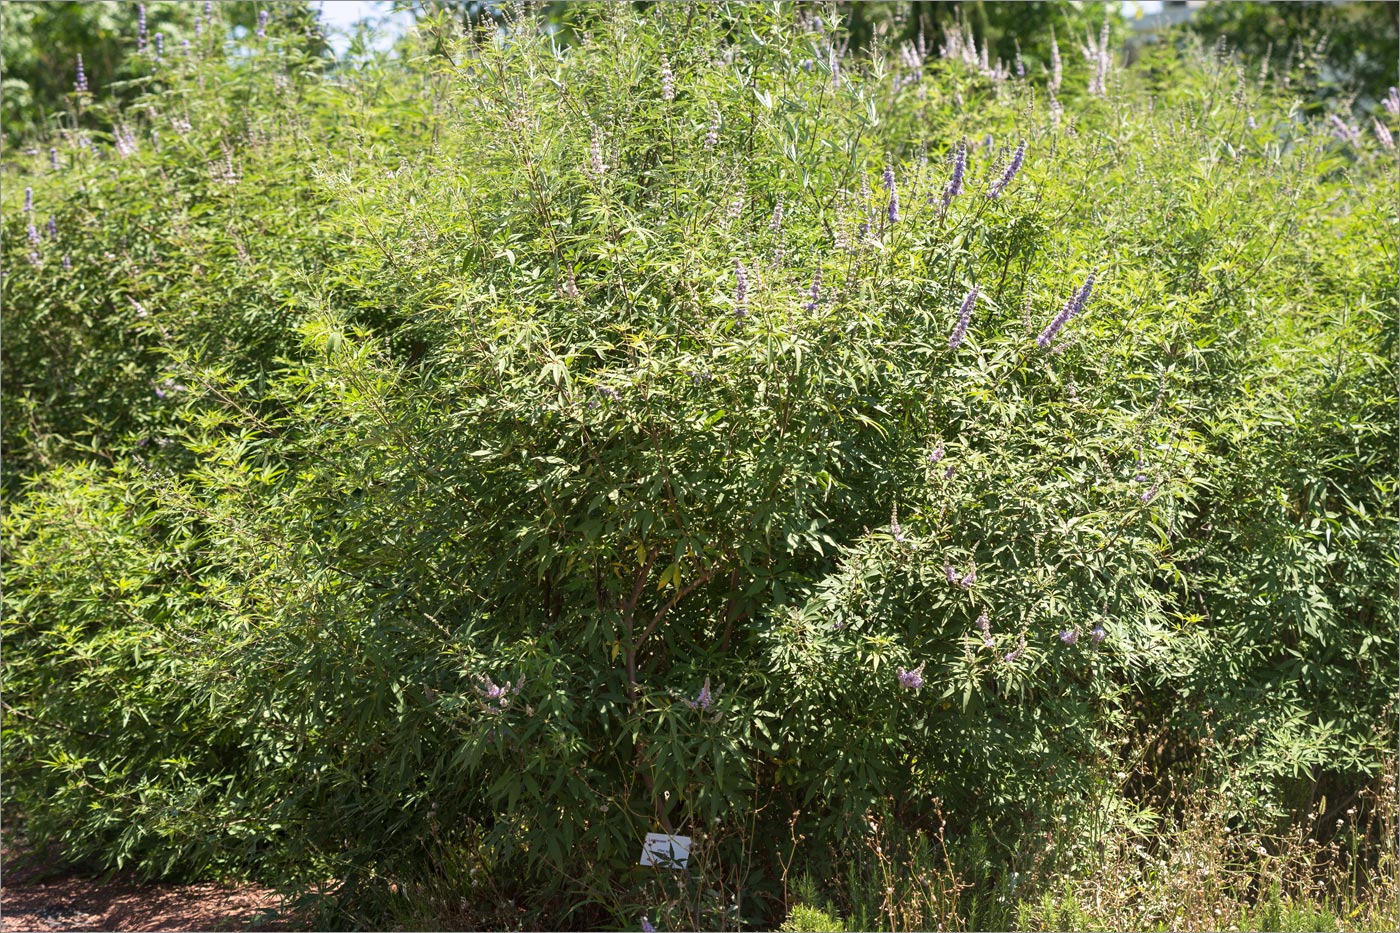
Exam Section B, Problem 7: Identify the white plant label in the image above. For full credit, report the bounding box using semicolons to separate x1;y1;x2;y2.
639;832;691;869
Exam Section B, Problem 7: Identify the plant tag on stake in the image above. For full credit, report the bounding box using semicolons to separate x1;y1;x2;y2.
639;832;691;869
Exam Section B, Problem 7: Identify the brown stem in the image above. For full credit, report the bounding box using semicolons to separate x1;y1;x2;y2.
635;564;716;650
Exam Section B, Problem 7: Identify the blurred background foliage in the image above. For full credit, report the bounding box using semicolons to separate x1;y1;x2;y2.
0;0;327;145
1184;1;1398;109
5;2;1397;148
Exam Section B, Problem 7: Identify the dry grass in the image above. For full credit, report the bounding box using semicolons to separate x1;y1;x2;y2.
1013;760;1398;932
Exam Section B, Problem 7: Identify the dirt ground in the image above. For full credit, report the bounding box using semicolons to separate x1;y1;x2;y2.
1;829;299;933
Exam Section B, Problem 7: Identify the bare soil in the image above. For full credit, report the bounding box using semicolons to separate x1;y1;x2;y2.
1;828;300;932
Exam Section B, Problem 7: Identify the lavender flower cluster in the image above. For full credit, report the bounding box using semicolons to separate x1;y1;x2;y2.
733;260;748;319
659;54;675;101
1328;114;1361;146
804;268;821;313
986;141;1025;199
976;611;994;648
935;142;965;219
475;674;524;715
703;107;719;150
948;286;978;349
1374;119;1395;150
114;124;139;159
945;563;975;588
1082;16;1112;97
588;125;607;176
883;162;899;224
1036;270;1096;349
683;676;714;710
1060;625;1108;647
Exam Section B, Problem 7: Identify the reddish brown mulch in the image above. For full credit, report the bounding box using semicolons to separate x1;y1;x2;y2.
2;828;300;932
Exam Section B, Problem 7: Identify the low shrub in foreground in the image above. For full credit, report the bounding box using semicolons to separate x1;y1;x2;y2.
3;3;1396;929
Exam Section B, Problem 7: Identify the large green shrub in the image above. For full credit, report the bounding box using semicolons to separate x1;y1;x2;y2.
3;3;1395;929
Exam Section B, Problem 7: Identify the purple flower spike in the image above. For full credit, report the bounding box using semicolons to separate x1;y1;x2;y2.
75;55;89;93
1037;271;1097;349
1141;483;1159;503
804;268;821;312
474;673;522;715
642;917;656;933
154;32;164;61
884;163;899;223
949;286;978;349
734;260;748;319
1328;114;1360;145
943;464;956;480
684;677;714;711
660;53;675;101
898;663;925;691
27;222;40;245
137;4;147;51
1059;629;1078;645
47;216;56;240
958;566;976;589
1071;271;1096;317
1375;119;1395;150
987;141;1026;198
928;442;944;464
24;187;32;213
1004;634;1026;663
890;503;905;543
937;142;966;217
1090;625;1106;646
49;148;59;171
257;10;269;37
945;563;957;584
976;611;994;648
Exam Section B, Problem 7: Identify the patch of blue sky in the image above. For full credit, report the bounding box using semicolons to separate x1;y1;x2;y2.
316;1;415;56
